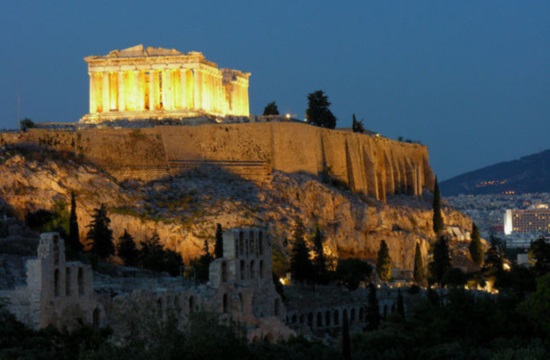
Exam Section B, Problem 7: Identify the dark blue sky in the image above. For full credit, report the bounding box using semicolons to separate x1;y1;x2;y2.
1;1;548;180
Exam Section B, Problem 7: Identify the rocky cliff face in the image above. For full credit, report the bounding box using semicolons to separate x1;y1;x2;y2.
0;143;471;273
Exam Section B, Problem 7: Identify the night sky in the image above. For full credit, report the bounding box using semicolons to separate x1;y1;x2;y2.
1;1;548;180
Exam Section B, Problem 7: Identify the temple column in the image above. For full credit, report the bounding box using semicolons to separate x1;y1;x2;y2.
117;72;126;111
89;72;97;113
149;70;160;110
194;70;202;111
109;72;118;111
179;69;187;109
161;70;170;110
102;72;110;113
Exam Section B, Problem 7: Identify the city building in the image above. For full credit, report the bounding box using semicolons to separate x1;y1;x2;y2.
81;45;250;123
503;204;550;235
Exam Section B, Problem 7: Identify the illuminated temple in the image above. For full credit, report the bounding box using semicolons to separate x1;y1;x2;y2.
80;45;250;123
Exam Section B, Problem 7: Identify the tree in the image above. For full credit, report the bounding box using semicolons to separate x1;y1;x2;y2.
365;283;380;331
68;191;82;252
528;237;550;275
312;227;328;284
191;239;213;282
306;90;337;129
376;240;392;282
20;118;34;131
214;223;224;259
430;235;452;285
413;242;424;284
117;229;139;267
140;230;184;276
432;177;444;234
335;258;372;291
86;204;114;259
290;219;313;283
263;101;280;116
469;223;484;266
351;114;365;134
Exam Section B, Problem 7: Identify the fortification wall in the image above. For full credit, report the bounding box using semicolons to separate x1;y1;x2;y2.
0;123;434;199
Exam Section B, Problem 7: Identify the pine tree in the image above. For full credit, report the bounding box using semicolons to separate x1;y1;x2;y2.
117;229;139;267
351;114;366;134
290;219;313;283
365;283;380;331
376;240;392;282
413;242;424;284
430;235;452;285
306;90;337;129
312;227;328;284
432;177;444;234
263;101;280;116
469;223;484;266
214;223;224;259
86;204;114;259
342;311;351;360
68;191;81;252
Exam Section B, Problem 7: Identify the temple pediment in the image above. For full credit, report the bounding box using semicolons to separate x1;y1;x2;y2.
106;44;184;58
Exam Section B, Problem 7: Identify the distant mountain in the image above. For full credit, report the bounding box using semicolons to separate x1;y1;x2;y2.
440;150;550;196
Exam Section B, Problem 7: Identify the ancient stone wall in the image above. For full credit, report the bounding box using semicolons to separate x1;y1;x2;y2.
1;123;434;201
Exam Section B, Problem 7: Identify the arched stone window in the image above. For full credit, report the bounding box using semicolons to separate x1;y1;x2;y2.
239;231;244;257
65;268;71;296
223;293;229;313
78;267;85;296
221;261;227;282
299;314;305;324
317;312;323;328
189;296;195;313
54;269;60;297
93;308;101;329
307;312;313;328
240;260;245;280
334;309;340;325
249;231;255;255
343;309;348;323
238;293;244;312
325;311;331;327
259;260;264;279
350;308;356;322
53;235;59;265
291;314;297;324
250;260;255;279
157;297;163;313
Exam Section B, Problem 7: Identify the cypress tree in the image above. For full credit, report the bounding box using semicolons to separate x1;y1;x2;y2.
68;191;81;252
117;229;139;267
263;101;280;116
86;204;114;259
214;223;224;259
312;227;328;284
376;240;392;282
306;90;337;129
430;235;452;285
351;114;366;134
365;283;380;331
413;242;424;284
290;219;313;283
469;223;484;266
432;177;444;234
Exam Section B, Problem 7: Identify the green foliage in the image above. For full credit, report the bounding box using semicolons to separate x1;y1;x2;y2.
376;240;392;282
469;222;484;266
139;230;183;276
25;198;70;239
429;236;452;285
443;267;468;288
263;101;280;116
117;229;139;267
335;258;372;291
68;191;82;253
290;219;314;283
312;227;328;284
214;223;224;259
20;118;35;131
518;273;550;338
351;114;366;134
86;204;114;259
306;90;337;129
432;177;444;234
190;239;213;282
413;243;424;284
528;237;550;275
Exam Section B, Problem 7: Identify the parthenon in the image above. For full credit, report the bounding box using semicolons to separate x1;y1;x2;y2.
80;45;250;123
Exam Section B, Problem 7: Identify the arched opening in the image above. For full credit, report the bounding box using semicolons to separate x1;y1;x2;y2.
250;260;255;279
334;310;340;326
307;312;313;327
93;308;101;329
239;231;244;257
299;314;304;324
259;231;264;255
157;297;163;314
65;268;71;296
317;312;323;327
189;296;195;313
325;311;331;327
359;307;364;321
223;293;229;313
259;260;264;279
249;231;255;255
240;260;245;280
221;261;227;282
54;269;60;297
274;299;280;316
53;235;60;265
291;314;297;324
78;267;84;296
343;309;348;323
350;308;356;322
